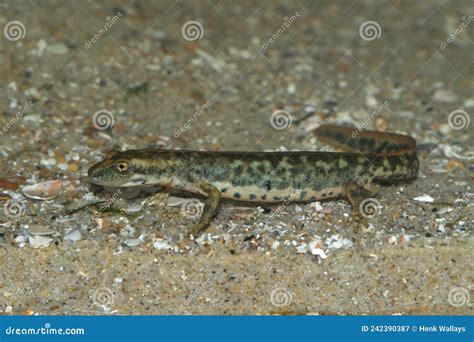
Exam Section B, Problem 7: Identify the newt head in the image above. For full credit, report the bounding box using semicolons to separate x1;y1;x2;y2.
87;149;149;187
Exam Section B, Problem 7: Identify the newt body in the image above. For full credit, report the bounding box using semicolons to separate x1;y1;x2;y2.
88;125;419;235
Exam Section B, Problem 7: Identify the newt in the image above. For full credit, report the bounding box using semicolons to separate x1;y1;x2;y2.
87;125;419;236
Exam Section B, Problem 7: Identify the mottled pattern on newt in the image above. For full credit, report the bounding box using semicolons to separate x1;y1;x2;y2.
87;125;419;236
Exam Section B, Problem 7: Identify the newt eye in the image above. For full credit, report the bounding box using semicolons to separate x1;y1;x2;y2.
114;161;130;173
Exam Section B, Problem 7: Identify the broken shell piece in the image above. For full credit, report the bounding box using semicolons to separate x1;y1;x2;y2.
22;180;62;200
296;243;308;254
310;247;327;259
14;235;27;245
28;235;53;248
126;204;143;213
26;226;57;236
124;238;142;247
64;229;82;241
440;144;474;161
326;237;353;250
153;238;172;250
308;239;327;258
310;201;323;212
413;195;434;203
388;236;397;244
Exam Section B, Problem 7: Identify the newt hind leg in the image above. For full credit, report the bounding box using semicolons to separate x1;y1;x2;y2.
343;181;380;232
188;182;221;238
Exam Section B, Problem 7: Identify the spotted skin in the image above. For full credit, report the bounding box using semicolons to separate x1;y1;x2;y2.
88;125;419;236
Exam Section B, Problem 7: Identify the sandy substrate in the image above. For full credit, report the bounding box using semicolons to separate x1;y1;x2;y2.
0;0;472;315
1;237;473;315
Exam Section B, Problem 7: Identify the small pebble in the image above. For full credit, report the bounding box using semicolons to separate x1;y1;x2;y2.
124;238;142;247
437;207;453;215
47;43;69;54
64;229;82;241
127;204;143;213
304;106;316;115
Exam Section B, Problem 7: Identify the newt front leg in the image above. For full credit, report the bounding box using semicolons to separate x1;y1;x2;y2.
188;181;221;237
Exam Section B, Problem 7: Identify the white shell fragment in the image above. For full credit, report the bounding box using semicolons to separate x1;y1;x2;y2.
22;180;62;200
441;144;474;161
327;238;353;250
153;239;172;250
388;236;398;244
413;195;434;203
310;201;324;212
26;226;57;236
124;238;142;247
310;247;328;259
126;204;143;213
28;235;53;248
14;235;27;247
296;243;308;254
46;43;69;54
64;229;82;241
